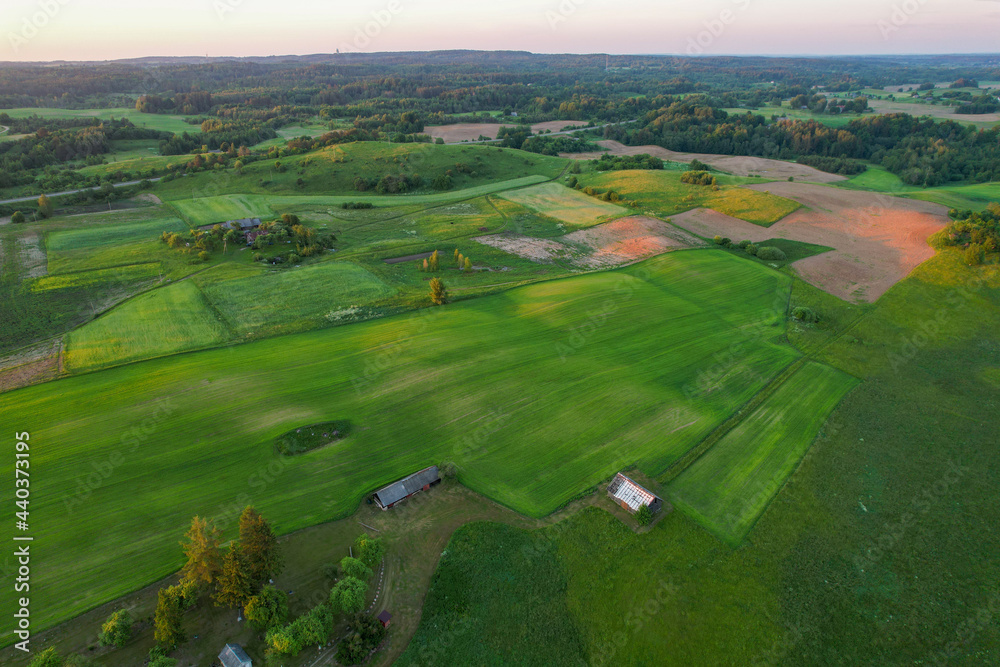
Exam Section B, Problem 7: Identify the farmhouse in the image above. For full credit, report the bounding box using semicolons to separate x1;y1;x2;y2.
607;472;663;514
373;466;441;510
218;643;252;667
222;217;262;231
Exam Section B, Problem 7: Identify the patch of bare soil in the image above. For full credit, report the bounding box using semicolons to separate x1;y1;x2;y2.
476;215;701;269
564;216;705;268
0;339;62;393
424;120;588;143
671;182;949;302
563;140;847;183
16;233;47;278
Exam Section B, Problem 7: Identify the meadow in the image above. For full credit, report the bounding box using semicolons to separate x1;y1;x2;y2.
0;107;202;134
583;170;800;226
0;250;817;633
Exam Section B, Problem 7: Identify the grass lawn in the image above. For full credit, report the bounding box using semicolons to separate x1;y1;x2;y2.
668;360;858;544
498;181;626;227
30;263;161;293
585;170;800;226
0;107;201;134
166;175;553;226
904;182;1000;211
0;250;808;635
63;280;230;371
397;522;586;666
46;216;189;254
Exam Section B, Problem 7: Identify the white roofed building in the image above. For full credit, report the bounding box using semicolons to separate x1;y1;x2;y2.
607;472;663;514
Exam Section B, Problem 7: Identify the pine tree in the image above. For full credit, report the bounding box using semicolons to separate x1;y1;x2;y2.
214;543;253;609
239;506;282;585
453;248;459;264
180;516;221;587
154;586;184;648
457;253;464;268
429;277;448;305
429;250;439;272
464;257;472;273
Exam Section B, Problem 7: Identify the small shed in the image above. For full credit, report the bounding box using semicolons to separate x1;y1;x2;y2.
607;473;663;515
377;610;392;628
219;643;252;667
373;466;441;510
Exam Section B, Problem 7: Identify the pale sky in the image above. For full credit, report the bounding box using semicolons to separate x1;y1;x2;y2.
3;0;999;62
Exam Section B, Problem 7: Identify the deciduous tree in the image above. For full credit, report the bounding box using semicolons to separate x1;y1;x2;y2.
239;506;282;585
330;577;368;614
429;277;448;305
214;543;253;609
98;608;133;648
180;516;221;587
340;556;373;582
245;585;289;633
154;586;184;648
37;194;53;218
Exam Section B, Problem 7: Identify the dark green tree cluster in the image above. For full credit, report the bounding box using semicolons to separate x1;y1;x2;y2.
680;170;717;187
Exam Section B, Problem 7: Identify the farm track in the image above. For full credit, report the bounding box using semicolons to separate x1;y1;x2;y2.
0;177;164;205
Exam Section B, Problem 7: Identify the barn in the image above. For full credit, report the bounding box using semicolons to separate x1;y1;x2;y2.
373;466;441;510
218;643;252;667
607;472;662;514
222;217;262;231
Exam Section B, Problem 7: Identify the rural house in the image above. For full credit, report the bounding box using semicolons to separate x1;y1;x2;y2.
222;217;262;231
373;466;441;510
218;643;252;667
607;472;663;514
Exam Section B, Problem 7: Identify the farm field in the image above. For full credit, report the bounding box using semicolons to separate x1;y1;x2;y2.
167;175;553;226
497;181;625;227
0;250;813;634
0;107;202;134
424;119;589;143
583;168;801;226
569;140;845;183
63;280;229;371
867;99;1000;126
668;360;859;544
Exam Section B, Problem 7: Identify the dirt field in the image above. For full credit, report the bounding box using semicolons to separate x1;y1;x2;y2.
476;215;701;268
670;182;949;302
424;120;589;143
563;140;846;183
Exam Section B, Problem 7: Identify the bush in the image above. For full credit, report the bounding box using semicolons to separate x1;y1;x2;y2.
288;253;301;264
736;240;751;249
11;211;25;224
98;608;133;648
689;159;711;171
791;306;820;323
745;243;758;256
680;170;716;187
965;243;985;266
712;236;731;246
635;504;653;526
336;614;387;665
197;251;210;262
756;246;787;261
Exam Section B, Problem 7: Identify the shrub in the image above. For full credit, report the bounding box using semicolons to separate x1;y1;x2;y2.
756;246;787;261
253;253;264;262
745;243;758;256
567;176;578;188
965;243;985;266
635;504;653;526
791;306;820;323
680;170;716;187
737;240;751;249
11;211;24;224
98;608;133;648
712;236;732;246
689;158;711;171
197;251;210;262
288;253;301;264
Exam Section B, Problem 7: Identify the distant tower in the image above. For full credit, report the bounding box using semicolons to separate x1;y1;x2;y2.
606;55;609;71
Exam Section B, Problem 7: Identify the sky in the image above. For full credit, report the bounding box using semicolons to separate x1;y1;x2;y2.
3;0;999;62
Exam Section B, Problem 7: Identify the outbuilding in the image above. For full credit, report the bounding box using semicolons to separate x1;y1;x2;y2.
218;643;252;667
377;610;393;628
373;466;441;510
607;472;662;514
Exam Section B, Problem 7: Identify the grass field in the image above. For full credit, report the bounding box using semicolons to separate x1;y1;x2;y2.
155;142;567;201
668;361;858;544
167;175;553;226
0;250;811;634
63;280;230;371
0;107;201;134
198;261;396;338
46;217;189;253
498;181;625;227
397;522;586;666
585;170;800;226
30;263;162;292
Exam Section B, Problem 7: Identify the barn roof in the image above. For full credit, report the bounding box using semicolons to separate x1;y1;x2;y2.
607;473;660;512
219;643;252;667
223;218;261;230
374;466;440;507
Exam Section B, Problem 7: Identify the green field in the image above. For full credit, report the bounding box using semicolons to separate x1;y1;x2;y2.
46;216;189;253
167;175;553;226
63;280;230;371
0;250;813;633
30;263;161;293
198;261;396;338
668;361;858;544
397;522;586;666
585;170;800;226
0;107;201;134
498;181;625;227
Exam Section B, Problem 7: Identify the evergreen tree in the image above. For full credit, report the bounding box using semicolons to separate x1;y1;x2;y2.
429;250;439;272
463;257;472;273
214;543;253;609
239;506;282;585
180;516;221;587
154;586;184;648
429;277;448;305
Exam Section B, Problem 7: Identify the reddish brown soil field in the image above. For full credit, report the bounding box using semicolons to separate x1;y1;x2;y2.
564;140;846;183
670;182;949;302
